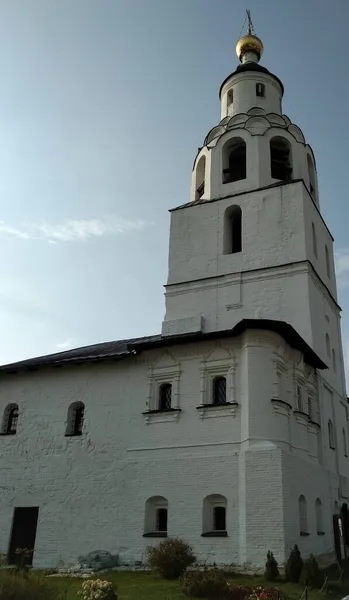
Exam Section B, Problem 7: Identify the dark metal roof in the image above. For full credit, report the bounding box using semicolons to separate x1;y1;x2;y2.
219;62;284;99
0;335;161;373
0;319;326;374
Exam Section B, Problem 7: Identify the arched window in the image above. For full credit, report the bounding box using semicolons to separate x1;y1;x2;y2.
159;383;172;411
270;136;292;181
195;155;206;200
315;499;324;534
328;419;335;449
1;403;19;435
222;138;246;184
343;428;348;457
299;495;308;534
223;205;242;254
307;154;316;199
296;385;303;412
65;401;85;436
212;376;227;405
144;496;168;536
202;494;227;535
307;396;313;420
312;223;318;258
256;83;265;98
325;245;331;278
326;333;331;357
332;348;337;372
227;89;234;108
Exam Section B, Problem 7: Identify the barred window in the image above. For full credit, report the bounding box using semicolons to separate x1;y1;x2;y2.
159;383;172;411
212;376;227;405
65;401;85;436
2;404;19;435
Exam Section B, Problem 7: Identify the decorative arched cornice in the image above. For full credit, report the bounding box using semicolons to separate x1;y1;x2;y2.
201;108;307;150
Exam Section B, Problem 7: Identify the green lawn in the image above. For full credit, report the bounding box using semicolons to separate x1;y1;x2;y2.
50;570;349;600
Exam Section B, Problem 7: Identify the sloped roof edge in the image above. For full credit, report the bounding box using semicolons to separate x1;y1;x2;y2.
0;319;326;374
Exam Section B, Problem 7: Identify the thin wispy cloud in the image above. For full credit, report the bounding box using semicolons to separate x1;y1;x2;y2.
335;249;349;290
0;215;151;244
55;338;75;351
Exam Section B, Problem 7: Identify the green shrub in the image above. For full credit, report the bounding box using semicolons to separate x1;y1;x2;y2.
265;551;279;581
300;554;323;588
78;578;118;600
180;567;228;597
147;538;196;579
285;545;303;583
0;569;66;600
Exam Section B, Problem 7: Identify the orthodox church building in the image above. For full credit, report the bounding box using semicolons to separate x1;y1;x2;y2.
0;28;348;570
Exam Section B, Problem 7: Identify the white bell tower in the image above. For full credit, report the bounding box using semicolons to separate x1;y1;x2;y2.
161;24;345;398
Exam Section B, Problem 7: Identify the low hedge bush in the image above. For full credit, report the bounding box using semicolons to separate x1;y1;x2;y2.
147;538;196;579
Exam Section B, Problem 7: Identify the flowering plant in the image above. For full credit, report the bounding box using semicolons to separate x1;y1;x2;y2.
78;578;118;600
247;586;282;600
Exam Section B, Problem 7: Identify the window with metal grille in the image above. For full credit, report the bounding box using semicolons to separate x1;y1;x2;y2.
156;508;168;532
212;376;226;405
6;406;18;434
66;401;85;436
1;404;19;435
256;83;265;97
159;383;172;411
213;506;226;531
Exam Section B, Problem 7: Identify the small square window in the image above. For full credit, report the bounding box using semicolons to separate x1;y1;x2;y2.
256;83;265;98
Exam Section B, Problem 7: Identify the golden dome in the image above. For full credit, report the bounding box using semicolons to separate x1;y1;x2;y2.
236;34;264;61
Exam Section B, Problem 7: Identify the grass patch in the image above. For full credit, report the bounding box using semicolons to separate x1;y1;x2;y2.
47;569;349;600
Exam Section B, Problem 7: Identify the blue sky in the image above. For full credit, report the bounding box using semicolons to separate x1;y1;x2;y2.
0;0;349;382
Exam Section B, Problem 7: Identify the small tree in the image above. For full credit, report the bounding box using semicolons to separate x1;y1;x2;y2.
285;545;303;583
147;538;196;579
265;550;279;581
300;555;323;588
